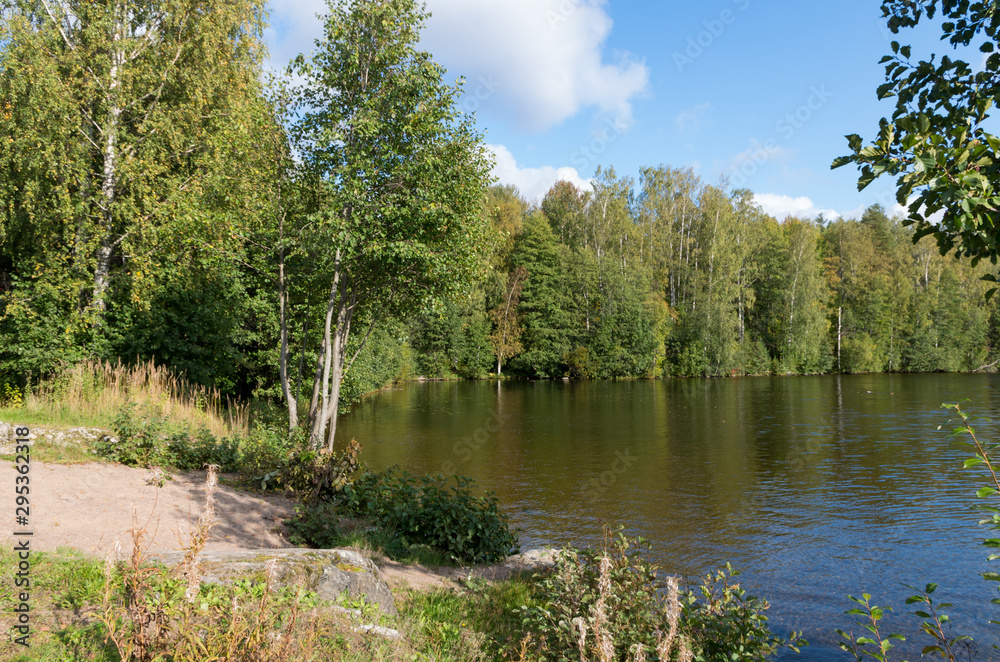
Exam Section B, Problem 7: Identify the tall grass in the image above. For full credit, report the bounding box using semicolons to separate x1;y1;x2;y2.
0;359;248;436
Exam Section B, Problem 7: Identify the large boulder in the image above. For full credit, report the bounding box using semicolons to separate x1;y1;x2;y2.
156;548;397;616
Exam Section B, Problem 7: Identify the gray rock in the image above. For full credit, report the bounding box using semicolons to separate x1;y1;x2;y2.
155;548;397;616
330;605;363;619
502;547;558;572
354;624;402;640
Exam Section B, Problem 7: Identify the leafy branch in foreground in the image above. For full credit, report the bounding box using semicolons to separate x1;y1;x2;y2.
831;1;1000;286
837;400;1000;660
944;402;1000;621
836;593;904;662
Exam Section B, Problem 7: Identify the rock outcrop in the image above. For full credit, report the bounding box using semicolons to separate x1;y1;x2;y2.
155;548;397;616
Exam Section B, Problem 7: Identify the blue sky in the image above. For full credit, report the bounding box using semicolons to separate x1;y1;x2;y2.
265;0;962;220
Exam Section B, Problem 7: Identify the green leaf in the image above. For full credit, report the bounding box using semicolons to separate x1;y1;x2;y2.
832;155;854;169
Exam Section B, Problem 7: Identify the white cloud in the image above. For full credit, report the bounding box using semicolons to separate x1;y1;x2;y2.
838;204;868;221
754;193;840;220
720;141;794;189
265;0;327;71
488;144;592;203
266;1;648;131
421;0;648;131
675;102;712;135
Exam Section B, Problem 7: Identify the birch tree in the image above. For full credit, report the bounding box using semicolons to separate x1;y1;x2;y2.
289;0;493;449
0;0;271;371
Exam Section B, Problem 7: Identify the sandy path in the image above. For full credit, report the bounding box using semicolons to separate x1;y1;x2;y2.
1;460;296;558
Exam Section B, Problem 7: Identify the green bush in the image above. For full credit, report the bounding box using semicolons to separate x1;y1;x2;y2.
260;438;363;499
683;563;803;661
520;529;803;662
289;469;519;564
94;403;169;467
95;402;297;475
228;424;301;476
520;533;672;661
166;427;240;472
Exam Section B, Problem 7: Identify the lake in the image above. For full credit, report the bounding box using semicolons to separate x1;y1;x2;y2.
335;374;1000;660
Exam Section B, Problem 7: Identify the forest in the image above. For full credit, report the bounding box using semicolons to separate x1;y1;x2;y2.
1;0;998;425
411;174;1000;382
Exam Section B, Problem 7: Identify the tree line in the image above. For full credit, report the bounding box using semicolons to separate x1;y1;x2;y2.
2;0;997;446
410;169;1000;380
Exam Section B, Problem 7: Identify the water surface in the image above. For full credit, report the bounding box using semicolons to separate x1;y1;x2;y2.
336;374;1000;659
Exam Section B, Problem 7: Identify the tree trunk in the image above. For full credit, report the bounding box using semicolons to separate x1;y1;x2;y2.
278;234;298;432
92;239;114;316
296;314;308;404
93;4;124;319
311;273;339;448
325;317;350;451
837;305;843;372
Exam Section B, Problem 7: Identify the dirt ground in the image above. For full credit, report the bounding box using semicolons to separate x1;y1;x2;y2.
0;459;546;591
1;460;295;559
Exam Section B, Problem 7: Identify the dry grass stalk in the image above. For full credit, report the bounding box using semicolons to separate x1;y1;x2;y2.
509;635;535;662
102;508;172;662
573;548;693;662
103;467;319;662
592;554;615;662
178;464;218;602
573;617;588;662
10;359;248;436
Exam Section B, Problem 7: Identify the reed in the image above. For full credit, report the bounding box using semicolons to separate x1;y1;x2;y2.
570;546;693;662
101;466;319;662
2;359;249;436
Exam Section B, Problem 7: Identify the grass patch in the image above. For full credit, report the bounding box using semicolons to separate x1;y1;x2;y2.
0;547;119;661
0;434;104;464
0;539;547;662
0;359;248;437
397;573;541;661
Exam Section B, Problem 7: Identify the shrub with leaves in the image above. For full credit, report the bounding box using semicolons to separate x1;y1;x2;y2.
261;438;363;499
836;401;993;661
94;402;169;467
166;426;241;472
521;527;803;662
95;402;299;475
289;468;518;564
520;530;680;662
682;563;804;661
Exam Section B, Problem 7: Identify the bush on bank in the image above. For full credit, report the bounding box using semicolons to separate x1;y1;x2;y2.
289;468;519;565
